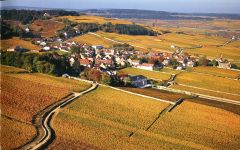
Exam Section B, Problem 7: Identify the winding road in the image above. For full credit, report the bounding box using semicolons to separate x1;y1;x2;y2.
19;83;98;150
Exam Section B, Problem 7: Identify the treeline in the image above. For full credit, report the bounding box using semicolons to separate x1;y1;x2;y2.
1;9;79;24
1;21;38;39
1;52;80;75
75;22;158;36
112;43;134;51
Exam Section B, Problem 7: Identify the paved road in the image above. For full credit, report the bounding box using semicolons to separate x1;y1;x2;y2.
19;83;98;150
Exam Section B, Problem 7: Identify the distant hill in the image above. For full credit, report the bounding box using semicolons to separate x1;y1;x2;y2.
80;9;240;20
2;7;240;20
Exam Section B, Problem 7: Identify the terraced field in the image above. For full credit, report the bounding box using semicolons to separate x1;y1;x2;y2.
56;15;132;25
1;65;91;149
50;86;240;149
0;37;41;51
119;67;172;81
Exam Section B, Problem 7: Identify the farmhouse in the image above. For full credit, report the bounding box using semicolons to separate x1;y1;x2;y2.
130;75;151;88
218;62;231;69
136;63;154;71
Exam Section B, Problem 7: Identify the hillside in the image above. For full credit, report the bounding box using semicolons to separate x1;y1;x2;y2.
1;65;91;149
49;85;240;149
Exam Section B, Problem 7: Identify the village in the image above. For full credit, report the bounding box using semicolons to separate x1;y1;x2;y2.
6;26;233;88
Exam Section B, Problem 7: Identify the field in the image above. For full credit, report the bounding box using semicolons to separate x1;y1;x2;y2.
172;84;240;101
1;115;36;150
175;72;240;95
185;45;240;61
97;31;240;60
29;20;65;38
188;66;240;79
69;32;115;48
0;37;41;51
1;65;91;149
119;67;172;81
120;87;191;102
72;29;240;61
50;86;240;149
0;65;27;73
50;86;169;149
148;101;240;150
56;15;132;25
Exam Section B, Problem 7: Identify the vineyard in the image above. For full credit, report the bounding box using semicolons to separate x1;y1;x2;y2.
50;85;240;149
69;32;114;48
50;86;169;149
188;66;240;79
1;116;36;150
1;65;91;149
29;20;65;38
56;15;132;25
0;37;41;51
175;72;240;94
149;101;240;150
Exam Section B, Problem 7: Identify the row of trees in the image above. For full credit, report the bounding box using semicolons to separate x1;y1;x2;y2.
1;9;79;24
112;43;134;51
74;22;158;36
1;52;117;84
1;52;78;75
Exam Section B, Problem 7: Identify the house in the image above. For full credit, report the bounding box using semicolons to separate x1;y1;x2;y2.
43;46;51;51
218;62;231;69
187;60;197;67
130;75;152;88
92;45;104;51
62;74;70;78
171;45;176;49
130;60;140;67
162;59;170;66
79;59;91;67
103;49;115;55
25;27;30;33
7;46;26;52
176;65;184;70
217;58;231;69
40;42;47;46
136;63;154;71
95;59;114;68
69;57;75;66
43;13;51;18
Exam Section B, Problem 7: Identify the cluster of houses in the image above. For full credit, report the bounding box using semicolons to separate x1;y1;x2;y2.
5;27;234;87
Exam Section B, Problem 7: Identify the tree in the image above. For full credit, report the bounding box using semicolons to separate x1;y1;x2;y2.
71;46;80;53
198;56;209;66
211;59;218;66
71;60;81;75
139;57;148;64
123;76;131;86
101;73;111;85
170;59;179;68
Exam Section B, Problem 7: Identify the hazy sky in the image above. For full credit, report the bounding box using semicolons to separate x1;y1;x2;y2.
1;0;240;14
